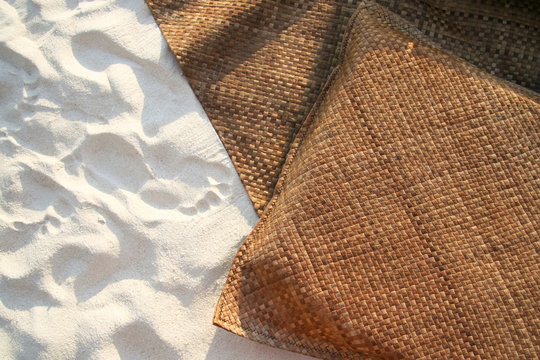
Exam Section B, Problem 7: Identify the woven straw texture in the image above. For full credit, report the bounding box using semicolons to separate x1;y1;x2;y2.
214;1;540;359
145;0;539;215
145;0;361;214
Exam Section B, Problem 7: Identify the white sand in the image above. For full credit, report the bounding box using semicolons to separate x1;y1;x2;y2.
0;1;312;359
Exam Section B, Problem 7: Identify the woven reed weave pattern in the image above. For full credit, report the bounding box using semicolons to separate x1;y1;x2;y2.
145;0;539;214
214;2;540;359
145;0;361;214
378;0;540;91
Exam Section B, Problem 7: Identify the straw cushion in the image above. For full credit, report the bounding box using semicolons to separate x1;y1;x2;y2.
213;2;540;359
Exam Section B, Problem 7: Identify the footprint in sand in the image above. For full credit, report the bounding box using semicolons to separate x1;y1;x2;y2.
63;132;153;193
113;321;178;360
0;5;40;125
0;271;57;311
70;29;186;136
69;30;142;122
0;43;40;123
0;2;41;119
50;242;121;303
0;164;78;252
63;132;233;215
139;152;233;215
0;2;86;157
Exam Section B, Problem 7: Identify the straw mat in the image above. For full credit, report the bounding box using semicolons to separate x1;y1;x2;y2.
145;0;539;214
145;0;540;358
213;1;540;359
145;0;362;214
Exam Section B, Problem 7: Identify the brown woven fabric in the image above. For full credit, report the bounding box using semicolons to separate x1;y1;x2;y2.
214;1;540;359
145;0;361;214
145;0;539;214
376;0;540;91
